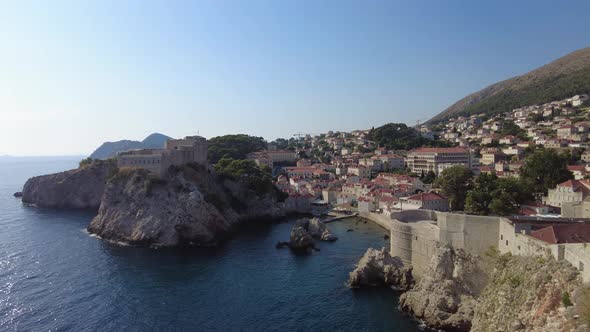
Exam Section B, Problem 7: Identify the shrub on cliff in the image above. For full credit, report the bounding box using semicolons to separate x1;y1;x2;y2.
79;157;95;168
215;158;273;196
208;134;267;163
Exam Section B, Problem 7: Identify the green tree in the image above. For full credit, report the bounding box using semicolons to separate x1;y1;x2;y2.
421;171;436;184
496;177;532;204
520;149;573;194
465;174;533;216
498;120;527;140
433;166;473;211
465;190;493;215
208;134;267;163
465;173;498;215
368;123;452;150
215;158;273;196
530;112;544;123
489;191;518;216
271;138;289;150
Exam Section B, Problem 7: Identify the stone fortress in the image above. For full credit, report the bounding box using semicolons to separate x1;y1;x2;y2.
117;135;208;177
361;210;590;283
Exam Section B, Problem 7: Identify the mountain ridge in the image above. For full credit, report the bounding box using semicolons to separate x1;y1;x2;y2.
89;133;171;159
426;47;590;124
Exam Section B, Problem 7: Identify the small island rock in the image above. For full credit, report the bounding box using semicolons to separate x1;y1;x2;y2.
348;247;413;290
289;222;315;252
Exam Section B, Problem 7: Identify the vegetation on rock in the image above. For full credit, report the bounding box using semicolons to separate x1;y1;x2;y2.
471;251;583;332
214;158;273;195
207;134;267;163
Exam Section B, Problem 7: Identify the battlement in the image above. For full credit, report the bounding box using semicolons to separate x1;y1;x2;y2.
117;135;208;177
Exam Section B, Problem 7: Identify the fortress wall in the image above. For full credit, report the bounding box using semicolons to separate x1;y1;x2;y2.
390;222;414;265
435;212;500;256
388;211;501;279
499;218;553;258
359;212;396;231
391;220;440;277
563;244;590;283
391;209;438;222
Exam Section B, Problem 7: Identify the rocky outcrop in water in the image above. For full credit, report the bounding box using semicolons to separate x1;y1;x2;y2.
285;218;337;253
87;164;284;247
22;159;116;209
399;244;486;332
348;247;413;290
289;222;315;252
307;218;337;242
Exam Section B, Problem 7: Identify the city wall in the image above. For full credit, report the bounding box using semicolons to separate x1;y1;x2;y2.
361;210;500;277
370;210;590;283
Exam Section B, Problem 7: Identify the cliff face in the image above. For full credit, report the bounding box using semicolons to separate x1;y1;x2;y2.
396;245;589;332
87;164;284;247
472;253;585;332
348;247;413;290
22;160;116;209
399;244;487;332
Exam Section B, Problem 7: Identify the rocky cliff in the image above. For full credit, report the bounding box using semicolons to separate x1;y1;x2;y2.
22;159;116;209
392;244;590;332
87;164;284;247
348;247;413;290
471;252;587;332
399;244;487;332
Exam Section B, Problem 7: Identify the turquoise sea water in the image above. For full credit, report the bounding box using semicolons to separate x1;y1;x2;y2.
0;157;421;331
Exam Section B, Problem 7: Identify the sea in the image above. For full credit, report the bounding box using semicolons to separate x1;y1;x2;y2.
0;156;421;331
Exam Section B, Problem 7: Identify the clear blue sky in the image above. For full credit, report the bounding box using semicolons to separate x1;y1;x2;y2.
1;0;589;156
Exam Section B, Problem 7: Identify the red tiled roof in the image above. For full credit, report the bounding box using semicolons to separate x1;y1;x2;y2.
411;147;467;153
531;224;590;244
477;166;495;172
567;165;586;172
406;192;447;201
284;167;316;172
518;207;537;216
557;180;590;194
379;196;399;203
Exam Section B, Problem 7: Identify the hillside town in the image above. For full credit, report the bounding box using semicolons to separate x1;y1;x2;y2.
245;94;590;220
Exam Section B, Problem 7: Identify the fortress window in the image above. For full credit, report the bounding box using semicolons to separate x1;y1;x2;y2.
500;234;503;240
505;240;508;246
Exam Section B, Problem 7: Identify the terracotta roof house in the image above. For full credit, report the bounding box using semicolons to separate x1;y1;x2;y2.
404;192;449;212
531;223;590;244
544;179;590;208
